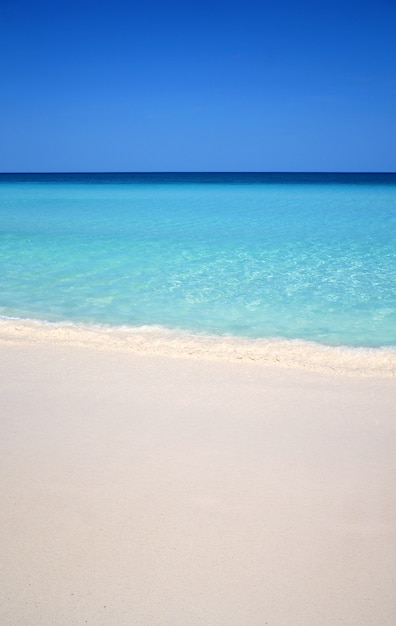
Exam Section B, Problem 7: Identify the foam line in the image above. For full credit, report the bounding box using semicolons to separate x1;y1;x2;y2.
1;318;395;377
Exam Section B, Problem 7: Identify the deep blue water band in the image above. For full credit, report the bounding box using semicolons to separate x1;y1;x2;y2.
1;172;396;185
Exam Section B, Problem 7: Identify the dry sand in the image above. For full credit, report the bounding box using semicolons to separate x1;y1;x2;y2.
1;338;395;625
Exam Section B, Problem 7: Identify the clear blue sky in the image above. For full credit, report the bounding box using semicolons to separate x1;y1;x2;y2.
1;0;395;172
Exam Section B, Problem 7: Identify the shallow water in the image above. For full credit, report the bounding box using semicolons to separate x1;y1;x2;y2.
1;173;395;351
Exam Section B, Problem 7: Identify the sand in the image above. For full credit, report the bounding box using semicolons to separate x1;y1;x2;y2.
1;338;395;625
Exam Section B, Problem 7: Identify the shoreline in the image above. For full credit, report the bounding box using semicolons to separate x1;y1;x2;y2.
1;339;395;625
1;316;395;377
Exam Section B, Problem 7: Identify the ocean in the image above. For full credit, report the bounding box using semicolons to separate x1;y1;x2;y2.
1;172;395;371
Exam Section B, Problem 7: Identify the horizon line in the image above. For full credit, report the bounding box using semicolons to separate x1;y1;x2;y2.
1;171;396;175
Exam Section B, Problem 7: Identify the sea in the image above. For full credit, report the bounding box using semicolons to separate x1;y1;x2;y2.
1;172;395;373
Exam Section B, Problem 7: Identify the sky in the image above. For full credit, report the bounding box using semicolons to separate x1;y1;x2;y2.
0;0;395;172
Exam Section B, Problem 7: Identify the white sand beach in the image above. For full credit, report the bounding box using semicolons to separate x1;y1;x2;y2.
1;334;395;625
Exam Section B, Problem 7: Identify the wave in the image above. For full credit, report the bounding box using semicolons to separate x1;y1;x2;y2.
1;317;395;377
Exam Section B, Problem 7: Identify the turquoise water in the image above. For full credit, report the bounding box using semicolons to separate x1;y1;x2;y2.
1;173;395;348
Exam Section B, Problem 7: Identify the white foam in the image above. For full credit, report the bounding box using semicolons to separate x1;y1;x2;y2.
0;317;395;377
